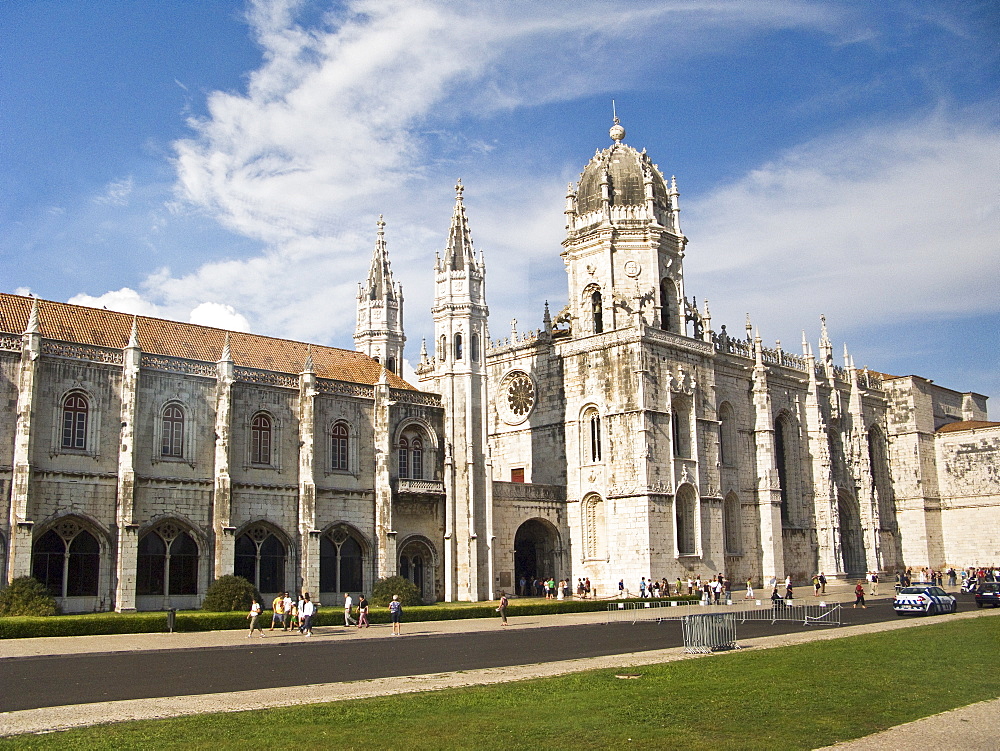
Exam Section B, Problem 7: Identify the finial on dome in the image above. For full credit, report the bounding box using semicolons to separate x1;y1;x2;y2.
377;214;385;233
610;99;625;142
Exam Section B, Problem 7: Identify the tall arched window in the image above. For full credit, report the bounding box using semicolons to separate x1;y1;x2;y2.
137;524;198;596
61;392;89;450
398;437;410;479
32;522;100;597
471;333;480;363
438;335;447;361
161;404;184;458
718;402;736;467
234;525;285;593
868;425;896;529
590;413;602;462
454;333;463;360
250;413;272;465
675;486;697;556
320;526;364;594
411;437;424;479
591;289;604;334
331;422;349;471
386;356;396;374
660;279;672;330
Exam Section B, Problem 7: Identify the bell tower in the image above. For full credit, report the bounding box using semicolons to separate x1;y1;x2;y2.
355;216;405;375
560;117;687;337
418;181;492;601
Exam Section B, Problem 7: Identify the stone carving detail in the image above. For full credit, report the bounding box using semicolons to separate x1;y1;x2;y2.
390;389;442;407
235;367;297;389
141;354;216;377
42;341;123;365
497;370;535;425
317;380;375;398
0;334;21;352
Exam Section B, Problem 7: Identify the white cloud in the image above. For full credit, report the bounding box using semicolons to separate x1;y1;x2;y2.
94;176;134;206
189;302;252;331
68;287;163;316
685;113;1000;344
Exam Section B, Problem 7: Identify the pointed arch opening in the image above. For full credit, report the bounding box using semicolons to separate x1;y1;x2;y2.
723;492;742;555
320;524;367;596
675;484;698;556
513;518;561;589
234;523;287;594
398;535;437;603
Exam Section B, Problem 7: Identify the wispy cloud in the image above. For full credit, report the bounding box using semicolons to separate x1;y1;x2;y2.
94;177;134;206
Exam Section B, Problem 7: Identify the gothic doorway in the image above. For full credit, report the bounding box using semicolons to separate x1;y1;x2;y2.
837;490;867;576
513;519;559;595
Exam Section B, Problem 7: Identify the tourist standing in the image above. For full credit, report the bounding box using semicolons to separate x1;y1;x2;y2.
870;572;879;596
344;592;357;627
745;577;754;599
270;592;285;631
300;593;315;636
819;572;827;594
389;594;403;636
497;591;509;626
282;592;294;631
357;594;370;628
247;599;264;638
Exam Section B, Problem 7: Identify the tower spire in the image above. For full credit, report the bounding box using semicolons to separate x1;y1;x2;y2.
442;180;476;271
355;215;405;375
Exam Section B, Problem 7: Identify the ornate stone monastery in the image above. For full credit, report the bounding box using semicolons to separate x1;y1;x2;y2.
3;119;998;611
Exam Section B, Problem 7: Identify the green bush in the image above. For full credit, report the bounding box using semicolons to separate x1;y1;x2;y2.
0;576;60;617
372;575;422;607
200;575;260;612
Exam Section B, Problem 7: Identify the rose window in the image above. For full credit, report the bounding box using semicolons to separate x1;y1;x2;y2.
499;371;536;425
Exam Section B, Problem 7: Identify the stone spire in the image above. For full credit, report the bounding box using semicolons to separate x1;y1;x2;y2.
126;316;139;350
219;332;232;363
362;215;395;302
25;298;39;335
355;215;405;374
441;180;476;272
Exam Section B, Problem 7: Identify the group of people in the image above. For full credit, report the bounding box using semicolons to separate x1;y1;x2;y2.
516;577;592;599
246;592;403;637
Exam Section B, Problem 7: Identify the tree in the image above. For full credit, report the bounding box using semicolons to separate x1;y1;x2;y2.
0;576;60;617
201;575;260;612
372;575;422;607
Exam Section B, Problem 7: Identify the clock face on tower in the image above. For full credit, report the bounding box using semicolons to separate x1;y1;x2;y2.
498;370;536;425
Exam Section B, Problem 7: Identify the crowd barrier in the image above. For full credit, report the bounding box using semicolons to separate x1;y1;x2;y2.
682;612;739;653
606;599;842;627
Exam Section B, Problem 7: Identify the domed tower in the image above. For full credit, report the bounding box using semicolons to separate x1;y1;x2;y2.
561;117;685;336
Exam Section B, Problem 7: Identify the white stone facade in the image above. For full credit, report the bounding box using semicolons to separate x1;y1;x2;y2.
1;119;997;611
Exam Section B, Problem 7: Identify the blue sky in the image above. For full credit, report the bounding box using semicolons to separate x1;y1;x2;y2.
2;1;998;404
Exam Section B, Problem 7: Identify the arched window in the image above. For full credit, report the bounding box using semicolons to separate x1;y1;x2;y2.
411;437;424;480
331;422;349;471
438;335;447;361
250;413;272;465
471;333;480;363
723;493;741;555
320;526;364;594
32;522;100;598
454;333;463;360
590;413;602;462
660;279;672;330
774;413;803;525
398;437;410;479
234;525;285;593
386;356;396;375
591;289;604;334
718;402;736;467
676;486;697;556
137;525;199;596
161;404;184;458
398;537;435;603
672;411;682;457
61;392;89;450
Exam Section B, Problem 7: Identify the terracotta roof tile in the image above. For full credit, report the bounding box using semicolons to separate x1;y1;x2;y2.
936;420;1000;433
0;293;416;390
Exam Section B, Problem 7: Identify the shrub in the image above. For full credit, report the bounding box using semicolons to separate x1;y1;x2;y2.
201;575;260;612
0;576;60;617
372;575;422;607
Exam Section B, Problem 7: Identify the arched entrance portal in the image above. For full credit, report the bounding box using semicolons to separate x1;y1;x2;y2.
398;537;436;604
837;490;867;576
513;519;559;596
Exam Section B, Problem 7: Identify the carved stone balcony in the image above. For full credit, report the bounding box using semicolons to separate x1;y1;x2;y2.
396;478;445;496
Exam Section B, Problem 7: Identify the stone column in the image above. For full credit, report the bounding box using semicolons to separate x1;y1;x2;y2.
7;301;41;582
212;335;235;580
372;369;396;580
803;344;841;577
751;334;785;585
297;356;319;594
114;319;141;611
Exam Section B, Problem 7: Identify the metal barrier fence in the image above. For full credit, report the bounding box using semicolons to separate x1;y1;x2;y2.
682;612;739;653
606;599;842;627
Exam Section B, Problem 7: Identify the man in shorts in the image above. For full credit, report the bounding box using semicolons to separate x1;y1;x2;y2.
389;594;403;636
270;592;286;631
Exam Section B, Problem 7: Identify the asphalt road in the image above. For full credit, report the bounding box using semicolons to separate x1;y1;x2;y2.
0;600;914;713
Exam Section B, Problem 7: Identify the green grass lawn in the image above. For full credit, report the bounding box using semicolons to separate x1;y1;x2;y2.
5;616;999;750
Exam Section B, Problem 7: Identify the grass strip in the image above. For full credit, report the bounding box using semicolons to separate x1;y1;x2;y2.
4;616;998;750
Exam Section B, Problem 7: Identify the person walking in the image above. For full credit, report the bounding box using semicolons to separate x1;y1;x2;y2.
343;592;357;627
819;572;827;594
247;599;265;638
299;593;315;635
282;592;294;631
854;581;867;608
745;577;754;599
870;572;879;596
389;594;403;636
497;591;509;626
357;594;370;628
